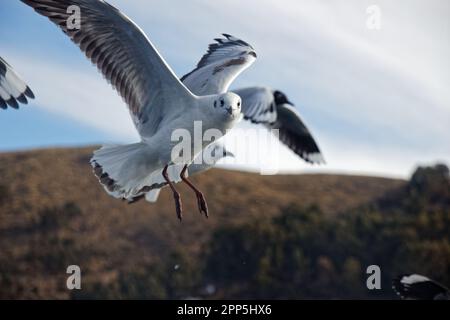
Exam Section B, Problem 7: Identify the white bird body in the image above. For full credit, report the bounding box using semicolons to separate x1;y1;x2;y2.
93;93;241;200
138;93;241;165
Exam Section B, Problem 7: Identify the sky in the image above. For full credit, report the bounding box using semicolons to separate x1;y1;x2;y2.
0;0;449;178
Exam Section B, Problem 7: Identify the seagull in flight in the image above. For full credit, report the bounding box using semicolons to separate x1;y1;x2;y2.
0;56;35;110
21;0;257;220
125;34;324;204
182;35;324;164
393;274;450;300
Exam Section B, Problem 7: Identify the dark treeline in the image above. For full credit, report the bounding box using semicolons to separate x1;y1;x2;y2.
72;164;450;299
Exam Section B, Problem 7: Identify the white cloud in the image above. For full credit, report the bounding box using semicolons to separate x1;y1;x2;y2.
4;52;139;142
3;0;449;178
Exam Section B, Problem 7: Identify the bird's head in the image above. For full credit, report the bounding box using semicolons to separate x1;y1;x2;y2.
273;90;293;106
213;92;242;119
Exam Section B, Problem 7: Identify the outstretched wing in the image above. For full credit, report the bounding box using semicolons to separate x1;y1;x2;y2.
393;274;450;300
234;87;324;164
21;0;195;137
181;34;256;95
270;104;324;164
0;57;34;110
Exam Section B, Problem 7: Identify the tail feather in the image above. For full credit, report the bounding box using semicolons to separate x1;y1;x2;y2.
91;143;183;201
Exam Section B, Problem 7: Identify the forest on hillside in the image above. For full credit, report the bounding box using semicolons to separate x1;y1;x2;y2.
0;158;448;299
73;165;450;299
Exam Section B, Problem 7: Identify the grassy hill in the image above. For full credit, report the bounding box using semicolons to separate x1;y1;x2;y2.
0;147;430;299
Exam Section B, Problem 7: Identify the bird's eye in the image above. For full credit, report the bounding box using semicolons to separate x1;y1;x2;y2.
237;101;241;107
220;99;224;107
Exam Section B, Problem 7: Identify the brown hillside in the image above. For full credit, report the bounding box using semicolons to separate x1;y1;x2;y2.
0;147;404;299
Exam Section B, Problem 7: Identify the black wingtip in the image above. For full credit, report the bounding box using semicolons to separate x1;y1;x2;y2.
24;86;35;99
17;94;28;104
0;60;6;75
6;98;19;109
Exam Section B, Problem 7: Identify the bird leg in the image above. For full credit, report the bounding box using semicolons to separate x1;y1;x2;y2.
180;165;209;218
162;165;183;221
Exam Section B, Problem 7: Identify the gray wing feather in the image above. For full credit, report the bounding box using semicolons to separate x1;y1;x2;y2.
232;87;277;124
181;34;256;95
21;0;194;136
270;104;324;164
234;86;324;164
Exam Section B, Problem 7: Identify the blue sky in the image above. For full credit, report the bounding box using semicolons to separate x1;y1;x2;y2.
1;0;449;178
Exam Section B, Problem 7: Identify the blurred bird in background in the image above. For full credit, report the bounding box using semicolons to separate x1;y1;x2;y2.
0;56;34;110
393;274;450;300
